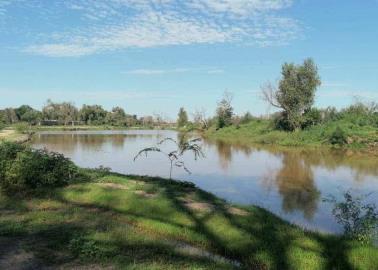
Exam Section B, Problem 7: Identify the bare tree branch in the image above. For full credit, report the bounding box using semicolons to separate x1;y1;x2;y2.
261;82;282;109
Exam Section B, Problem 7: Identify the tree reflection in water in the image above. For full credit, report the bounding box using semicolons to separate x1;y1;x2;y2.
274;151;320;220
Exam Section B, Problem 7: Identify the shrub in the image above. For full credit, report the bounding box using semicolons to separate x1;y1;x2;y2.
325;191;378;244
68;236;102;259
329;126;348;145
301;108;322;129
0;142;77;194
240;112;254;125
14;122;30;134
273;112;301;131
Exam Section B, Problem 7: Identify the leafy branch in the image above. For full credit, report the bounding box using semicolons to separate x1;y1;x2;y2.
134;137;204;179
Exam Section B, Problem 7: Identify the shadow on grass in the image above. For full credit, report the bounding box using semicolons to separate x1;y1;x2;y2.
0;174;356;269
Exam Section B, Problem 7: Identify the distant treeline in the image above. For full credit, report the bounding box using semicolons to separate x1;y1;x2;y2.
0;99;169;127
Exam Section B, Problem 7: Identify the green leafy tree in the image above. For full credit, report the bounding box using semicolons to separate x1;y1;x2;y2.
216;91;234;129
262;58;321;131
21;109;42;125
177;107;189;128
42;100;78;125
79;105;107;125
2;108;18;124
15;105;34;120
106;107;127;126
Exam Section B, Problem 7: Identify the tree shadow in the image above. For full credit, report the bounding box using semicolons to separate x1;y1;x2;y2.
0;175;356;269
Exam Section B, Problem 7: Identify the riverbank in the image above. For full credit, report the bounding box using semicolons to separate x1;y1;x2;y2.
32;125;176;132
205;119;378;154
0;128;30;143
0;169;377;269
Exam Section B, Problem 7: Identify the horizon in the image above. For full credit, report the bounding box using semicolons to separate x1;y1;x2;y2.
1;1;378;118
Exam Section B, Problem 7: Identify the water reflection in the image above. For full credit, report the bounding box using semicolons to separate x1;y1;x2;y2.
274;151;320;220
31;130;378;233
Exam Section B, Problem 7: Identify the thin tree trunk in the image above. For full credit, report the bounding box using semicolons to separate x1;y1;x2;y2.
169;160;173;180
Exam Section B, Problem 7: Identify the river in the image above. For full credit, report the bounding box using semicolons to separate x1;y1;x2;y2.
31;130;378;234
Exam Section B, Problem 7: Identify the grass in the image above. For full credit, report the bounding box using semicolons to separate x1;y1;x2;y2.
0;127;30;143
1;169;377;269
205;118;378;152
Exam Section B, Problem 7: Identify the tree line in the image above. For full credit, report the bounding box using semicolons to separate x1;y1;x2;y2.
176;58;378;132
0;100;170;127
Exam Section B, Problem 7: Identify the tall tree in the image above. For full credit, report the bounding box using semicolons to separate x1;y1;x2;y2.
262;58;321;131
15;105;34;120
42;100;78;125
2;108;18;124
216;91;234;129
21;109;42;125
177;107;188;128
106;107;127;126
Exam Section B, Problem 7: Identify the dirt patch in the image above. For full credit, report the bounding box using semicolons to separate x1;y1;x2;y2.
227;207;249;216
134;190;157;198
96;183;129;190
167;240;241;268
185;202;214;212
0;237;43;270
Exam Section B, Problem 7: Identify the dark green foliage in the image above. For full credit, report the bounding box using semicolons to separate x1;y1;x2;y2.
177;107;189;128
69;236;102;259
216;92;234;129
240;112;254;125
321;107;340;123
325;191;378;244
301;108;322;129
15;105;34;120
79;104;108;125
20;109;42;125
339;102;378;127
0;142;77;194
262;58;321;131
106;106;127;126
329;126;348;145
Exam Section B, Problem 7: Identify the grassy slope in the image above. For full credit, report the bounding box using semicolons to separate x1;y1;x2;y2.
0;128;29;143
1;171;377;269
205;119;378;151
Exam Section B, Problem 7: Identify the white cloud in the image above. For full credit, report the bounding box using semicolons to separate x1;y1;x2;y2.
19;0;300;57
187;0;293;16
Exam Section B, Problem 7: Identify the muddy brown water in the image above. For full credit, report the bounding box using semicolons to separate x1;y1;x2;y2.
31;130;378;234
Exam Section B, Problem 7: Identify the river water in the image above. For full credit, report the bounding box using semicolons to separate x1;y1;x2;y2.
31;130;378;234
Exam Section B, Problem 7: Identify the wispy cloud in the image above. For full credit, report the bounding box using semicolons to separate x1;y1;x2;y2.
122;67;224;75
13;0;301;57
318;89;378;99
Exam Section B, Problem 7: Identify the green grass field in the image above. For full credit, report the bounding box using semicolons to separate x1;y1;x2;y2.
1;170;377;269
205;118;378;152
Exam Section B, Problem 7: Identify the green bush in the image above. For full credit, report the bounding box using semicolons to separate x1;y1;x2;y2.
329;126;348;145
301;108;322;129
68;236;102;259
0;142;77;194
326;191;378;244
13;122;30;134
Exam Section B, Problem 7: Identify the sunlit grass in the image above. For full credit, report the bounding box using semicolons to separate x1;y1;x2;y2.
205;118;378;151
1;171;377;269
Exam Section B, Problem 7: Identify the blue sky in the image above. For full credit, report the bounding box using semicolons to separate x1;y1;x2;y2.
0;0;377;119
